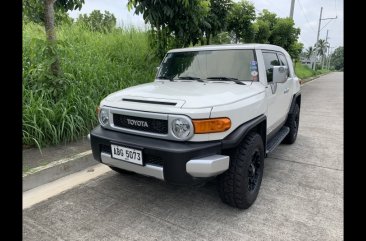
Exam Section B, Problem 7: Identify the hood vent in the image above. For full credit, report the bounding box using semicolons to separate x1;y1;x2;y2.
122;98;177;106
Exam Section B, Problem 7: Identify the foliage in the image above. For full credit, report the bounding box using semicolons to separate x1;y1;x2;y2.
315;39;329;57
77;10;117;33
257;9;277;31
253;20;270;43
330;46;344;70
23;0;84;24
315;39;329;68
269;18;300;51
253;9;302;59
23;22;159;147
203;0;233;44
288;41;304;61
304;46;315;59
294;62;315;79
294;62;330;79
227;0;256;43
128;0;210;58
211;31;231;44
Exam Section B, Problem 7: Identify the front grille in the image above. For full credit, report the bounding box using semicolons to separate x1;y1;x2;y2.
144;154;164;167
113;114;168;134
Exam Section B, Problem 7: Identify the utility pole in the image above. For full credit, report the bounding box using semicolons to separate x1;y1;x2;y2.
290;0;295;19
316;7;323;48
313;7;323;70
313;7;337;70
322;29;329;69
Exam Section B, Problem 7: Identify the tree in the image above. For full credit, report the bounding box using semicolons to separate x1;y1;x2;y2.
253;20;270;43
288;41;303;62
257;9;278;31
203;0;233;45
23;0;77;25
330;47;343;70
315;39;329;69
254;10;302;59
128;0;210;58
269;18;300;50
24;0;84;77
305;46;315;59
227;0;256;43
77;10;117;33
44;0;84;77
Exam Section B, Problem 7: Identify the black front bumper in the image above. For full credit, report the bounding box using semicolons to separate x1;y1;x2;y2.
90;126;222;184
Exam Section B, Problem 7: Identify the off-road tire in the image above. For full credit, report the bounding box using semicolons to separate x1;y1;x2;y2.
283;104;300;144
218;132;264;209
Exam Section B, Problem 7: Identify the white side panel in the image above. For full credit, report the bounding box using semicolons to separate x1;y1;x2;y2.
208;90;266;141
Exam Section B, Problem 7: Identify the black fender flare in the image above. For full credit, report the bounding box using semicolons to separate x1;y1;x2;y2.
221;114;266;150
288;92;301;115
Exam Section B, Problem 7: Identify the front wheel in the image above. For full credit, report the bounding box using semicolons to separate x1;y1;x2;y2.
218;132;264;209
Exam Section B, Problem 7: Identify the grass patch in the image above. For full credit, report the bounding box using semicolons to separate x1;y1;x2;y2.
294;62;315;79
23;22;160;147
294;62;331;80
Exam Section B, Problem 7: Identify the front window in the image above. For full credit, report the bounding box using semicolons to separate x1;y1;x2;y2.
157;50;257;82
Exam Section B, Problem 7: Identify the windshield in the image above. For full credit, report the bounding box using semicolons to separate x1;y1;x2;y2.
157;49;257;81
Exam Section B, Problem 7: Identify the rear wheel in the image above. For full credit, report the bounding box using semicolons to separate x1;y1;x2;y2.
218;132;264;209
283;104;300;144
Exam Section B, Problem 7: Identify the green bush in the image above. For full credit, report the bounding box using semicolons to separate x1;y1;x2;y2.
23;22;159;147
294;62;315;79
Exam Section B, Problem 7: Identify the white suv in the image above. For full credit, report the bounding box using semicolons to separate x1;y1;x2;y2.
90;44;301;209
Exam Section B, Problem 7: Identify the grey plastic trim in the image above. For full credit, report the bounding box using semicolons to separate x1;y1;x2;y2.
186;155;230;177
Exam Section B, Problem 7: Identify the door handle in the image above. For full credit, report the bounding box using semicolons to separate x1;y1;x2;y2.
284;88;289;94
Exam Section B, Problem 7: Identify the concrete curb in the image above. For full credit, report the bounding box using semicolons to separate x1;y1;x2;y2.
300;72;330;85
23;150;99;192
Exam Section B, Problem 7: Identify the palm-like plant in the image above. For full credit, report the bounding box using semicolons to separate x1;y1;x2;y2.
305;46;315;59
315;39;329;69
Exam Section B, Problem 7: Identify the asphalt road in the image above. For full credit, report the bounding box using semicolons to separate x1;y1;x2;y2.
23;72;343;241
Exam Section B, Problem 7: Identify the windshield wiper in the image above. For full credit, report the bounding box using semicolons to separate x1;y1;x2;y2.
206;77;246;85
177;76;204;82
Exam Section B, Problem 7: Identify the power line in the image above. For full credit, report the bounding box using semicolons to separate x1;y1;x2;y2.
297;0;317;34
320;18;335;32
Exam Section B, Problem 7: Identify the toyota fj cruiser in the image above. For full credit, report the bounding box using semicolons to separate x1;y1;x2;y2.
89;44;301;209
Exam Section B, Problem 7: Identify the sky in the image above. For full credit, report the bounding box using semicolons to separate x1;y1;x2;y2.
68;0;343;51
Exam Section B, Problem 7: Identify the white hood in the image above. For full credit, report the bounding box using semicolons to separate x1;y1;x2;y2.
102;81;264;109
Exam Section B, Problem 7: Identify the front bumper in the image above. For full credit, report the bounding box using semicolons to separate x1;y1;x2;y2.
90;126;229;184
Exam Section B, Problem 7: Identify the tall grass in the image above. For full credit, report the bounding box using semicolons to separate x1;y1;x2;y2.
23;22;159;147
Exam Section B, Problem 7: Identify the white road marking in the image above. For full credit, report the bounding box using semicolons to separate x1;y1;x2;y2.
23;164;110;209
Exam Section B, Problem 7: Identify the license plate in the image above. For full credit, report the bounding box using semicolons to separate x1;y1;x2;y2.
111;144;143;165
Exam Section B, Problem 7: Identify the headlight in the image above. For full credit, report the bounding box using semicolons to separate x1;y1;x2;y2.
98;107;109;127
171;118;192;139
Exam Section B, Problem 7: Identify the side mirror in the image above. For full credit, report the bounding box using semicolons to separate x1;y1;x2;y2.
272;66;288;83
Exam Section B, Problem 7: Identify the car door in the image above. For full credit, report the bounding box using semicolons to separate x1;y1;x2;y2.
262;51;283;136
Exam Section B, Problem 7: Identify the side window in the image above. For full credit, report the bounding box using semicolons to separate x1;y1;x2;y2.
262;52;280;83
277;53;290;78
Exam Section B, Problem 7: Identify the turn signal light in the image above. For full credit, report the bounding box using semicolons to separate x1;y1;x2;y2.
193;118;231;134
